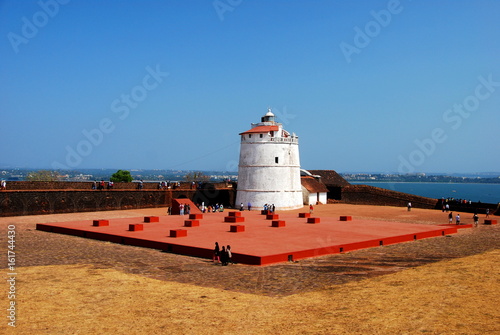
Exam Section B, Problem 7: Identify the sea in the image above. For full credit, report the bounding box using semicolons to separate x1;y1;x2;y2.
350;182;500;204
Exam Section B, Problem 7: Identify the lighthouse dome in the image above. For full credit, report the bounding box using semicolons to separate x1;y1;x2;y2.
261;108;276;123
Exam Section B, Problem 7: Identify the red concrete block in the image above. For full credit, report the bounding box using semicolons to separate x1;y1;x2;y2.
261;210;270;215
484;219;497;225
272;220;286;227
93;220;109;227
228;211;242;217
129;224;144;231
144;216;159;223
224;216;245;223
170;229;187;238
230;225;245;232
340;216;352;221
189;214;203;220
184;220;200;227
298;213;311;218
307;217;320;224
266;214;279;220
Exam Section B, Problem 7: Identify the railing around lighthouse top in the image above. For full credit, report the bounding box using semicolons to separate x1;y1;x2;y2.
269;136;298;144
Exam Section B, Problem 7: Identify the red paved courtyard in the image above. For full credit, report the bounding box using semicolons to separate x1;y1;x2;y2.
36;210;464;265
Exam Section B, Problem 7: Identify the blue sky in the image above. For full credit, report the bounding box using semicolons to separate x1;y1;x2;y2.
1;0;499;174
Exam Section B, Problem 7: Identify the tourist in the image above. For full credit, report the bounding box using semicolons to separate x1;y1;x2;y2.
271;204;276;213
179;203;184;215
247;202;251;211
0;180;5;190
407;202;412;211
213;242;220;263
219;204;224;212
186;203;190;215
227;245;232;264
220;246;228;266
473;214;479;227
455;214;461;225
448;212;453;224
309;204;314;214
485;208;490;218
263;204;268;211
92;181;96;190
240;202;244;211
445;203;450;212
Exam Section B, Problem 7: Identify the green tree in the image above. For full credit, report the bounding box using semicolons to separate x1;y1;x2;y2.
183;171;210;182
26;170;60;181
110;170;133;183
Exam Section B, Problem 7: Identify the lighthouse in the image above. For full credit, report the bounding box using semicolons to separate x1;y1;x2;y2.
235;109;303;211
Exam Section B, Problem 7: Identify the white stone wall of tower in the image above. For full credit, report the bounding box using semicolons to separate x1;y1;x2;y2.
235;123;303;211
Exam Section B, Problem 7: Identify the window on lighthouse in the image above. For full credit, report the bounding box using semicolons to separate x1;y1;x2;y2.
275;157;279;164
259;134;263;138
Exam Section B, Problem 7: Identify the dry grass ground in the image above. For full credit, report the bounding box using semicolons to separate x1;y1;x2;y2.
1;204;499;334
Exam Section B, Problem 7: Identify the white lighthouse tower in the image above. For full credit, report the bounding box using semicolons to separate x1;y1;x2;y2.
235;109;303;211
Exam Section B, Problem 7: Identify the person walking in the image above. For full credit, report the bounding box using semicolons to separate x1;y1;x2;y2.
407;202;412;211
473;214;479;227
448;212;453;224
309;204;314;214
485;208;490;218
455;213;461;225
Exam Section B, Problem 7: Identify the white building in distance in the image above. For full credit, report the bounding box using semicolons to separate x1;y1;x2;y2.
235;109;303;211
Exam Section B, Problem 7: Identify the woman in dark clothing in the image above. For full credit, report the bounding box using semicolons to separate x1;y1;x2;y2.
220;246;228;266
213;242;220;263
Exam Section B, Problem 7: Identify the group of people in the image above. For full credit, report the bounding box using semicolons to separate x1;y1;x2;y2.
178;203;191;215
92;180;113;190
263;203;276;212
448;210;489;227
157;181;183;190
238;203;277;212
443;197;475;205
213;242;232;266
199;203;224;213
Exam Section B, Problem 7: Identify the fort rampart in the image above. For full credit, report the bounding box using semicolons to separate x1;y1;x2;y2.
1;181;496;217
0;181;235;217
340;184;437;208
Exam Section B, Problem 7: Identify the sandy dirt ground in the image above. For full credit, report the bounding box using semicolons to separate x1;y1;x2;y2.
1;204;498;334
